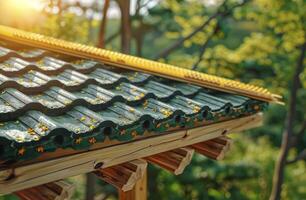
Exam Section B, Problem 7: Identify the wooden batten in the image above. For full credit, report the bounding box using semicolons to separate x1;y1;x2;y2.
191;136;232;160
14;180;75;200
146;148;194;175
95;160;147;192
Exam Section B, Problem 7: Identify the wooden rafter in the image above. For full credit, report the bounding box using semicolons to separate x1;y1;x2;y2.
191;136;232;160
95;160;147;192
0;113;262;194
146;148;194;175
14;180;75;200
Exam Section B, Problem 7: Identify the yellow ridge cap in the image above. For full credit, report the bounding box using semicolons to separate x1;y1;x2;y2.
0;25;282;103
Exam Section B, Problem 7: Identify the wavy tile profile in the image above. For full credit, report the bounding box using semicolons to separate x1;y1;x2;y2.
0;43;268;162
0;46;49;62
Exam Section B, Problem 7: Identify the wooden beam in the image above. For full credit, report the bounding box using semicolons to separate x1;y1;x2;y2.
0;168;12;182
0;113;262;194
191;136;232;160
14;180;75;200
95;160;147;192
118;167;147;200
146;148;194;175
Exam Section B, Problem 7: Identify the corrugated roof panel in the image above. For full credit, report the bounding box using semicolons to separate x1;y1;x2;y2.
0;43;268;162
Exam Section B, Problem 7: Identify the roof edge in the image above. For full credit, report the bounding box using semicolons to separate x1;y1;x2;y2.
0;25;283;104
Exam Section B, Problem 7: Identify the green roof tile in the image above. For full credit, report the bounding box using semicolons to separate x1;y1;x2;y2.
0;42;268;163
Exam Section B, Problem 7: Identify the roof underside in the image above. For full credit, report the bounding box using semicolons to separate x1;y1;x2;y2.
0;41;268;163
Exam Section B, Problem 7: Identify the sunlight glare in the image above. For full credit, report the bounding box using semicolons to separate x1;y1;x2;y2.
5;0;44;13
0;0;45;26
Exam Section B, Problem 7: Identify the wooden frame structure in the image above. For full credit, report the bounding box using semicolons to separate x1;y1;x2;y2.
0;113;262;199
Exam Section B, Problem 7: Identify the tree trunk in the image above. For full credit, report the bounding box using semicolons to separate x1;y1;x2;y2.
97;0;110;48
117;0;131;54
57;0;63;15
134;30;143;56
88;12;94;44
269;42;306;200
133;0;143;56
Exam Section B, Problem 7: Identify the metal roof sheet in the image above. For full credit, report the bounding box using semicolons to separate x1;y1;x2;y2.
0;43;268;162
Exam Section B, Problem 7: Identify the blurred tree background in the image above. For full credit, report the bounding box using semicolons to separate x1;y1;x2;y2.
0;0;305;199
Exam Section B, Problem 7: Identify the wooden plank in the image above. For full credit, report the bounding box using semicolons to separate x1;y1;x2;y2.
118;168;147;200
95;160;147;192
146;148;194;175
0;113;262;194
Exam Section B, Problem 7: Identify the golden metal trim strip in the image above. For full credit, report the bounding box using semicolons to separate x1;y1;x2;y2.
0;25;282;103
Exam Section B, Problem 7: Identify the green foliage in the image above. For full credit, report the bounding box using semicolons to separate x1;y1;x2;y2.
156;0;306;147
32;13;89;44
147;0;306;199
0;195;18;200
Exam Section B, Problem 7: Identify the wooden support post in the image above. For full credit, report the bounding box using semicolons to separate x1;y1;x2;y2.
85;173;96;200
14;180;75;200
145;148;194;175
95;160;147;192
191;136;232;160
119;167;147;200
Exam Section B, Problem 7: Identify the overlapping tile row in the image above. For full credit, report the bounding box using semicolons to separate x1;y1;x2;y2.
0;94;266;161
0;44;268;162
0;65;154;93
0;46;49;62
0;81;202;121
0;55;153;80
